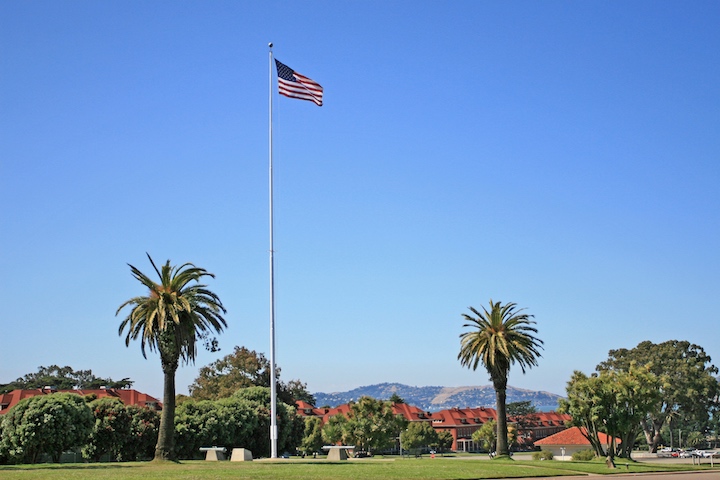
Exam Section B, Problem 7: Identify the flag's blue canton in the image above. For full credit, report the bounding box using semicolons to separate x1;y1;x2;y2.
275;61;297;83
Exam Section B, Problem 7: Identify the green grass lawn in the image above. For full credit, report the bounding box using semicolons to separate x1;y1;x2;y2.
0;457;713;480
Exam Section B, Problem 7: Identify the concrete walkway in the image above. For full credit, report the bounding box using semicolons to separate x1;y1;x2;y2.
526;474;718;480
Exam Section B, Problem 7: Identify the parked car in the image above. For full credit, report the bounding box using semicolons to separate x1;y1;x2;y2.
657;448;679;458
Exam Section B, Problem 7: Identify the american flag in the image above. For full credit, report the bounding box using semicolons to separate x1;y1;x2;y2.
275;59;323;107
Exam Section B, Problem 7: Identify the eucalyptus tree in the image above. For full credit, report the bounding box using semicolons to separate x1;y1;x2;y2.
458;300;543;457
117;254;227;461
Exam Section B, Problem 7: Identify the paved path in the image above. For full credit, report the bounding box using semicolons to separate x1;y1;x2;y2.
525;473;718;479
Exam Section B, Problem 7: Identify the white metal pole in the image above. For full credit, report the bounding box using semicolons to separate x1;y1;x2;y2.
268;42;278;459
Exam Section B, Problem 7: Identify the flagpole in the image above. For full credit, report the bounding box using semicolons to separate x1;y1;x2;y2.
268;42;278;459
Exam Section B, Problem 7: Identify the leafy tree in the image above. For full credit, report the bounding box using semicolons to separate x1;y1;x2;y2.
0;365;133;393
507;400;539;447
116;254;227;461
401;421;438;455
506;400;537;418
0;425;7;465
300;416;324;455
284;379;315;406
708;404;720;449
683;430;706;449
174;396;259;459
188;346;315;405
343;396;398;454
597;340;720;453
389;393;405;404
472;420;496;451
322;414;347;446
83;398;132;461
560;366;661;461
436;430;453;453
560;371;609;458
231;387;304;458
392;413;410;453
458;300;543;457
0;393;93;463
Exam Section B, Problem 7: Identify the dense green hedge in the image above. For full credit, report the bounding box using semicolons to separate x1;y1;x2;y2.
0;387;302;464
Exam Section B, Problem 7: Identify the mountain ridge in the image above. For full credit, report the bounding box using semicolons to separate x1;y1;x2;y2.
313;382;564;412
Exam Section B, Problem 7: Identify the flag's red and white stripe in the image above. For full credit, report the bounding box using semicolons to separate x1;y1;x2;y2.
275;59;323;106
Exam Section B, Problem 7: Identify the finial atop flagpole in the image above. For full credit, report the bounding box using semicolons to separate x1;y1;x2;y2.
268;42;273;49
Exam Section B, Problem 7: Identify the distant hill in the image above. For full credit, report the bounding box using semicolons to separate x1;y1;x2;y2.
313;383;564;412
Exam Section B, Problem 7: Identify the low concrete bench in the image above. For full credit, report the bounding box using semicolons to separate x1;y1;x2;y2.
199;446;226;461
322;445;355;461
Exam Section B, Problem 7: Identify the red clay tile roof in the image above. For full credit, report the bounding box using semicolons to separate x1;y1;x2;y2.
526;411;571;426
534;426;619;446
431;406;497;426
0;388;161;415
295;401;436;424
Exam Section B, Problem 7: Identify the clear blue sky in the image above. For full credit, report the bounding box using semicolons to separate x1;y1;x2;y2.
2;1;718;402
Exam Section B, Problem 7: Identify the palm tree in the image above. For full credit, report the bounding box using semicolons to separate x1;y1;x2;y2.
117;254;227;461
458;300;542;457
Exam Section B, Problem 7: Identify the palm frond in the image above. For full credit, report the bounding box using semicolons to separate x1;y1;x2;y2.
116;256;227;367
458;299;543;380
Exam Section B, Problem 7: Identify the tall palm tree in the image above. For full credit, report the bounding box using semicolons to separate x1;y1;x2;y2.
458;300;543;457
117;254;227;461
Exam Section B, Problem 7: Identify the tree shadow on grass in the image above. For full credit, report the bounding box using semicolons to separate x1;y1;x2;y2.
0;463;133;471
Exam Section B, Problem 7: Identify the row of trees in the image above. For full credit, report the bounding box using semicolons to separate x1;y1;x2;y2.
0;388;456;464
0;386;303;464
298;396;454;456
0;365;133;393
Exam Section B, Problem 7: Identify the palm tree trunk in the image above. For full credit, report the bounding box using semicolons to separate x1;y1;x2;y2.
495;385;510;456
154;364;177;461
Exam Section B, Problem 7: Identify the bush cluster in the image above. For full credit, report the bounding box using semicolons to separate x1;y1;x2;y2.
0;387;302;464
532;449;554;460
0;394;157;464
571;448;596;461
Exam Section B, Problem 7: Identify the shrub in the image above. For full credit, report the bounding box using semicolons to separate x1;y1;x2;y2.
572;448;596;461
0;393;93;463
532;449;554;460
125;405;160;461
83;398;133;461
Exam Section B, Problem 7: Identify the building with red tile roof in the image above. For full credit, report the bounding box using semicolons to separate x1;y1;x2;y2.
534;426;620;459
296;399;432;425
296;399;571;452
0;387;161;415
514;410;571;447
431;406;497;451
